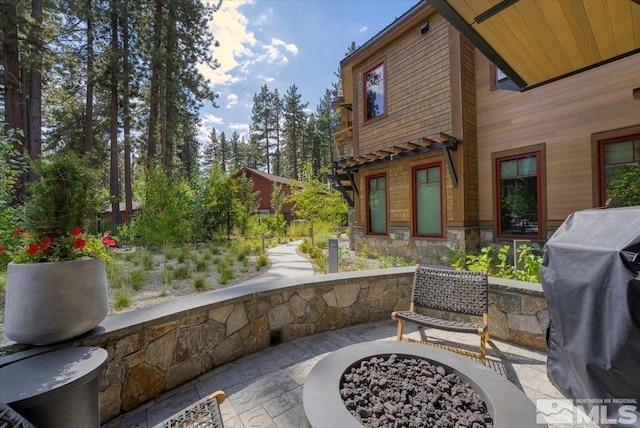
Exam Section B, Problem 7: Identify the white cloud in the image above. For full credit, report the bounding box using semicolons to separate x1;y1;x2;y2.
229;123;250;140
200;0;256;86
226;93;238;109
359;26;368;33
272;38;298;56
201;114;224;126
257;75;275;83
199;1;299;91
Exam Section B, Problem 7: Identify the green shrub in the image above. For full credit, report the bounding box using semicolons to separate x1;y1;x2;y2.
130;269;149;291
257;253;268;269
208;244;220;256
134;249;154;270
106;261;128;289
164;247;180;260
176;245;191;263
450;244;541;283
193;276;206;290
0;272;6;294
162;270;174;285
195;259;207;272
113;289;131;310
218;266;233;284
173;264;191;279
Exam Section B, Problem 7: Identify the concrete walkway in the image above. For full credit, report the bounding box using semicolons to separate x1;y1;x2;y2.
234;240;314;286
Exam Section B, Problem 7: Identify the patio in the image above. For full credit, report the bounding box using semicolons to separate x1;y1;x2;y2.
102;319;584;428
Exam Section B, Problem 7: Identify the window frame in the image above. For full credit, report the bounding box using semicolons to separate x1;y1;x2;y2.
366;172;388;236
493;147;545;240
412;162;444;238
363;62;387;123
490;63;520;92
598;133;640;206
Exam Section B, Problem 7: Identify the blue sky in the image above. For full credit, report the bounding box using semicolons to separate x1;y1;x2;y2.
198;0;418;144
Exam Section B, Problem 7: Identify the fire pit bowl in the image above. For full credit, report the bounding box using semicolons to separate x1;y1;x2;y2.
303;341;544;428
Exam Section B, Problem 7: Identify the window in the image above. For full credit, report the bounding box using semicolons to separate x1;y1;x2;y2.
496;152;541;238
367;174;387;235
600;135;640;207
364;63;385;121
413;163;442;237
490;63;520;92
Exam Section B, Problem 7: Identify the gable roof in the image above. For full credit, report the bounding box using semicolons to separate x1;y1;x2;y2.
234;167;292;186
429;0;640;90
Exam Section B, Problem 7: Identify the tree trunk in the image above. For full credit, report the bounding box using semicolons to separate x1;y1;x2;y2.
27;0;42;181
2;0;25;205
147;0;163;169
122;0;133;222
84;0;94;157
109;3;120;226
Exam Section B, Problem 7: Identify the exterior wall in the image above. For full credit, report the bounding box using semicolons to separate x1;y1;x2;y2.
475;52;640;243
350;12;453;155
342;8;480;262
1;270;549;424
244;173;294;220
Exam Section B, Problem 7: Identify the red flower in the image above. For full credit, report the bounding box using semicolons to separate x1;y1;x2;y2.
40;236;52;248
73;238;87;249
71;227;82;236
0;245;5;253
101;237;116;247
27;243;39;255
13;227;22;237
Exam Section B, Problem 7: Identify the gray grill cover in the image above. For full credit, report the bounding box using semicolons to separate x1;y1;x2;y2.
541;207;640;422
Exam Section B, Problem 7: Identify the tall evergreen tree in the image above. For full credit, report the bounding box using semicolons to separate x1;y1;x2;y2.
282;84;308;180
271;89;283;176
228;131;244;173
202;128;219;172
218;131;229;173
250;84;277;173
315;89;337;171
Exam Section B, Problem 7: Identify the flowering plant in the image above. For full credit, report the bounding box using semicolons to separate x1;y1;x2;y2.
0;152;110;266
1;226;111;264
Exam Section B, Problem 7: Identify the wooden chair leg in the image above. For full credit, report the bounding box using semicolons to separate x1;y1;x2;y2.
396;319;405;341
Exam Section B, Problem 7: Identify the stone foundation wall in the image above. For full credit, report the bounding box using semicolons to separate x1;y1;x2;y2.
353;225;481;264
0;269;548;424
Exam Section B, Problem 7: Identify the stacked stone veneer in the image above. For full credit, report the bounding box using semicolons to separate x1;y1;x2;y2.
0;269;549;424
353;225;481;264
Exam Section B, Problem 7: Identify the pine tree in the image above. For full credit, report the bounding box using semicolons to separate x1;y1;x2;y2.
282;84;308;180
250;85;277;173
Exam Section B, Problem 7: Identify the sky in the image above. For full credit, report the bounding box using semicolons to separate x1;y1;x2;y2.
197;0;419;145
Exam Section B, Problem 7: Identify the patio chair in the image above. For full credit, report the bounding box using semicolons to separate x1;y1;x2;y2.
153;390;226;428
0;402;36;428
391;265;489;364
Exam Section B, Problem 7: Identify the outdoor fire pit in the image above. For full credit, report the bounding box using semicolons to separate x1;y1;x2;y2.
303;341;543;428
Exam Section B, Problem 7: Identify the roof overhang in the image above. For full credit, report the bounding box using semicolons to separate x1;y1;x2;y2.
428;0;640;91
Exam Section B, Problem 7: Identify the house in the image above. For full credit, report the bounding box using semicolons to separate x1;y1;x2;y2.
330;1;640;263
232;167;296;221
101;201;142;224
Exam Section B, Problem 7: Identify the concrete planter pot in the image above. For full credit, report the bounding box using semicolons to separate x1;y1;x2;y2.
4;258;108;345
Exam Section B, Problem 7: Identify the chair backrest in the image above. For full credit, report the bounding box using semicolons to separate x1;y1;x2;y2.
0;402;36;428
411;266;488;315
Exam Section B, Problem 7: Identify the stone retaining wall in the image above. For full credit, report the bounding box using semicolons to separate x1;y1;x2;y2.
0;269;548;424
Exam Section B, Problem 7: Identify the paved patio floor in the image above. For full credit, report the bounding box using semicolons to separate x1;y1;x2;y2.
102;318;594;428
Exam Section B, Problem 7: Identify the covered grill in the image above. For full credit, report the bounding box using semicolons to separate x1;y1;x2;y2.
541;207;640;421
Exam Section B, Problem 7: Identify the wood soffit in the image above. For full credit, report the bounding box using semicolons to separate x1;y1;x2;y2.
429;0;640;90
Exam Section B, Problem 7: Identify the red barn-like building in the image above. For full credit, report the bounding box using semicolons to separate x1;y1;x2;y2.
233;167;296;221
